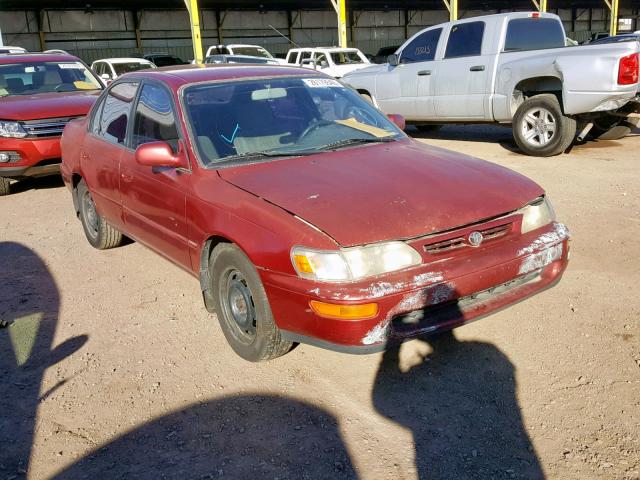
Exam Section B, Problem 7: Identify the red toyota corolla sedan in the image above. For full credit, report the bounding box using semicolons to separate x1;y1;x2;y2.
61;65;570;361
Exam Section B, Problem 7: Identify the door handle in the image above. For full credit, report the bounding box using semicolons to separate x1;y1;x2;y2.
470;65;485;72
417;70;431;76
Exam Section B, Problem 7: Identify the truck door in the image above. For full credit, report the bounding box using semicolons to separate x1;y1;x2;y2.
434;21;489;119
375;28;442;120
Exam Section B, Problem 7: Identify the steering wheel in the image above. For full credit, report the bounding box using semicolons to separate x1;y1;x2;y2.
298;119;335;142
343;105;379;126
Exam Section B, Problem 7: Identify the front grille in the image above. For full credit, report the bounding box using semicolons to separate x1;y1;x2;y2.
20;117;80;138
423;223;511;254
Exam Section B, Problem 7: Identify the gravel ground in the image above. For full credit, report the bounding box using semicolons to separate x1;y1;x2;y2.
1;125;639;480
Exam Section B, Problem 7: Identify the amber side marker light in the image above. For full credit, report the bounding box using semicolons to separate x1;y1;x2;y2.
310;300;379;320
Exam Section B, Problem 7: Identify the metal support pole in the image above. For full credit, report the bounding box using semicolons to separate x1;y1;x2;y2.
539;0;547;12
184;0;204;63
37;10;46;51
604;0;618;36
442;0;458;21
330;0;348;48
133;10;144;52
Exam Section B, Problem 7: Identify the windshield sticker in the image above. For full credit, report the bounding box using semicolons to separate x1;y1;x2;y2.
73;81;97;90
303;78;343;88
59;63;84;69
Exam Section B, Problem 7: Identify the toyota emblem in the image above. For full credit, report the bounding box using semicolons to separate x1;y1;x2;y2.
468;231;483;247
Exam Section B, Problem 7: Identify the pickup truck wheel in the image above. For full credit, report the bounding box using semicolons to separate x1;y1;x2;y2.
77;180;123;250
513;94;576;157
592;115;639;141
210;243;292;362
0;178;11;196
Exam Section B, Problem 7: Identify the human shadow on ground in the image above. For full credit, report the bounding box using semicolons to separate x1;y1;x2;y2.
54;393;356;479
0;242;87;476
373;328;544;480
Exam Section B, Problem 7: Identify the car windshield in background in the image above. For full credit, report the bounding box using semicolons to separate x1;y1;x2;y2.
184;76;403;166
504;18;566;52
0;61;102;96
331;52;365;65
232;47;272;58
112;62;153;76
151;56;185;67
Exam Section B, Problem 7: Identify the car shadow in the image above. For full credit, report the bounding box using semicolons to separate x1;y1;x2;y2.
54;393;357;479
0;242;87;476
407;125;520;153
8;175;65;195
373;296;544;479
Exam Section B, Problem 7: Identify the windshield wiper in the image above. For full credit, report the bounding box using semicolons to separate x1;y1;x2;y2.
314;136;396;151
222;149;321;162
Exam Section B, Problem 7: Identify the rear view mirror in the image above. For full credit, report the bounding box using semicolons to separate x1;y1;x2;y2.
387;54;399;66
135;141;185;169
387;114;406;131
252;87;287;101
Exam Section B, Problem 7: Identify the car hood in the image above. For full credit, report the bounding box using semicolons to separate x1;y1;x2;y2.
325;63;372;77
0;90;102;121
218;140;544;247
342;63;387;80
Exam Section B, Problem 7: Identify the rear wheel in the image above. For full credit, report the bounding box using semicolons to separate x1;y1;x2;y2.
0;178;11;196
512;94;576;157
210;243;292;362
77;180;123;249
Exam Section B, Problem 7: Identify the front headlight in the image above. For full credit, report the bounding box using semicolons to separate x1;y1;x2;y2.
0;121;27;139
292;241;422;282
520;196;556;234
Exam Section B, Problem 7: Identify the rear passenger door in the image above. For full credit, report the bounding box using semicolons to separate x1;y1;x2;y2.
81;81;140;231
434;21;490;119
119;81;191;269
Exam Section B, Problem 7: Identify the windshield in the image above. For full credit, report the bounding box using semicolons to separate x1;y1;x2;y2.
330;51;366;65
184;76;403;166
233;47;272;59
112;62;154;76
0;61;102;96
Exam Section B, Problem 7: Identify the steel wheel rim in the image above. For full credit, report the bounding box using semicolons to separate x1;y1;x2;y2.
521;107;557;147
221;269;257;344
82;190;99;239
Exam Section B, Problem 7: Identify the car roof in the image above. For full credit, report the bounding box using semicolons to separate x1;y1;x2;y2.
123;64;323;89
94;57;153;64
0;53;83;64
289;47;361;52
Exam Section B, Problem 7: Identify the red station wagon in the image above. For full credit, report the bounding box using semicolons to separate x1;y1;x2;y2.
0;54;103;195
61;65;570;361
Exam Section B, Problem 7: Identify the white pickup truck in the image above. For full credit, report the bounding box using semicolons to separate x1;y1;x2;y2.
343;12;640;156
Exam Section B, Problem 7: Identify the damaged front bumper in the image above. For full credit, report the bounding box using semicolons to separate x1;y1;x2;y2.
261;222;570;354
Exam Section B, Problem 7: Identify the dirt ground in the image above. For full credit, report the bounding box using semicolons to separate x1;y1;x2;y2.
1;126;639;480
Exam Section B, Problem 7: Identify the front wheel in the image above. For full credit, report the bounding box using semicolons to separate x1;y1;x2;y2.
512;94;576;157
210;243;292;362
0;178;11;196
77;180;123;249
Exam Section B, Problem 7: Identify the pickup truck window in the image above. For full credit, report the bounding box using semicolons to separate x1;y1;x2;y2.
97;82;139;146
400;28;442;64
504;18;566;52
132;83;179;151
444;22;485;59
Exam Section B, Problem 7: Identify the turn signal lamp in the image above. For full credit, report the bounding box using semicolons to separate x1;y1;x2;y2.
310;301;379;320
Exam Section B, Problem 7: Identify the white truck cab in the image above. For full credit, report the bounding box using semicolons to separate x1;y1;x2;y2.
285;47;371;78
205;44;285;64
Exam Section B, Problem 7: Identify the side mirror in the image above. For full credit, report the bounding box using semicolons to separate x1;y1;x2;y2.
387;114;406;131
135;141;185;169
100;73;111;80
301;58;317;69
387;54;399;66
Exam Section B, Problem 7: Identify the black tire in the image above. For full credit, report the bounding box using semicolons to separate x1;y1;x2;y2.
592;115;639;141
209;243;292;362
512;94;576;157
0;177;11;196
77;180;123;249
414;124;443;133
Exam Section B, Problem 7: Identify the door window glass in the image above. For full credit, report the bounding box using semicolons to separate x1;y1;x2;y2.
400;28;442;63
132;83;179;151
444;22;485;58
504;18;566;51
97;82;138;145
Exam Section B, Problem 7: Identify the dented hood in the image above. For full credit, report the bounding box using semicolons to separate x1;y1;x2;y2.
219;140;544;247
